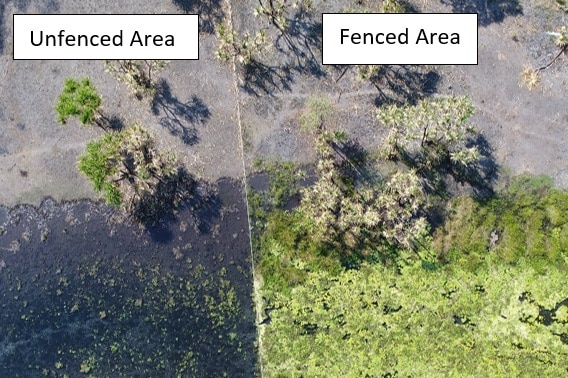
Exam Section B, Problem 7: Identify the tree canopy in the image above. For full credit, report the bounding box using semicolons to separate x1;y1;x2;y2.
377;96;480;169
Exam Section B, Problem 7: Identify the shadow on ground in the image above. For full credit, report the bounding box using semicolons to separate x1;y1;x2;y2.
172;0;224;34
137;170;229;245
99;114;125;131
371;66;441;107
451;133;500;197
441;0;522;25
151;79;210;145
241;9;324;96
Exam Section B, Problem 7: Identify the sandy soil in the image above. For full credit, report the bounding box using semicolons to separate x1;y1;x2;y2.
441;1;568;187
1;0;566;208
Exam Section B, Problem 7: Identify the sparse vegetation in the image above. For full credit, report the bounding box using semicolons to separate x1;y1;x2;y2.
254;0;313;31
344;0;408;13
521;23;567;89
215;21;269;65
520;65;541;89
104;60;168;98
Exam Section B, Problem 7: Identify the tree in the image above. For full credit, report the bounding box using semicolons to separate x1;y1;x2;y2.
299;142;427;249
104;60;168;98
298;96;428;252
78;125;178;214
55;77;107;131
254;0;313;32
377;96;480;170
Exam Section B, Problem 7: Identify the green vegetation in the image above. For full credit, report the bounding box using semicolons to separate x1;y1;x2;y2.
55;77;105;130
78;124;178;212
434;175;568;269
0;242;253;377
55;76;188;221
555;0;568;12
262;259;568;376
253;98;568;375
377;96;479;170
256;172;568;376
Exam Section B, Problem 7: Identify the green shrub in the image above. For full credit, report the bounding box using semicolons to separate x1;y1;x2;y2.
55;77;104;129
434;175;568;268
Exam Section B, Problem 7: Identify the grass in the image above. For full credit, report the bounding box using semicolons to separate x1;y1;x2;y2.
433;174;568;270
255;169;568;376
520;66;541;90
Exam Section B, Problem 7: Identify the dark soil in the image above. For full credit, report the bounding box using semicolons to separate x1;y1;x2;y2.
0;179;257;377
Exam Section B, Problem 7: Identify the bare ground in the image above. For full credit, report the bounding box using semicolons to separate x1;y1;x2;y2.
0;0;242;207
1;0;565;205
236;0;567;190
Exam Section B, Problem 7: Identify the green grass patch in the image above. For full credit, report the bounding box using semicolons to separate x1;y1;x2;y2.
434;174;568;269
257;173;568;376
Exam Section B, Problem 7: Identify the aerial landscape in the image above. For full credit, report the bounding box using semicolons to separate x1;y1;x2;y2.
0;0;567;376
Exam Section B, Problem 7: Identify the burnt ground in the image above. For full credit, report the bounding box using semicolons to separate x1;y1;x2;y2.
0;179;257;377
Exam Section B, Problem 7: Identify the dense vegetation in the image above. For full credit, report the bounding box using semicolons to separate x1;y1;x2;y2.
251;97;568;375
255;172;568;377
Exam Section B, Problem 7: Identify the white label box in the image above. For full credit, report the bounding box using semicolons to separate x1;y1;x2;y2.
323;13;478;65
13;14;199;60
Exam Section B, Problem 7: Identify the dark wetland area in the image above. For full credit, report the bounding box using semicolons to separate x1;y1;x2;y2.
0;180;257;377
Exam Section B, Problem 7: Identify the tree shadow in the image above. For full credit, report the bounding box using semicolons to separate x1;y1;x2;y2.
371;66;441;107
132;168;223;242
151;79;210;145
441;0;522;26
277;13;325;78
241;10;324;96
132;167;195;229
1;0;59;54
241;61;294;96
182;180;222;235
334;139;382;186
99;114;125;131
448;133;500;198
172;0;224;34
